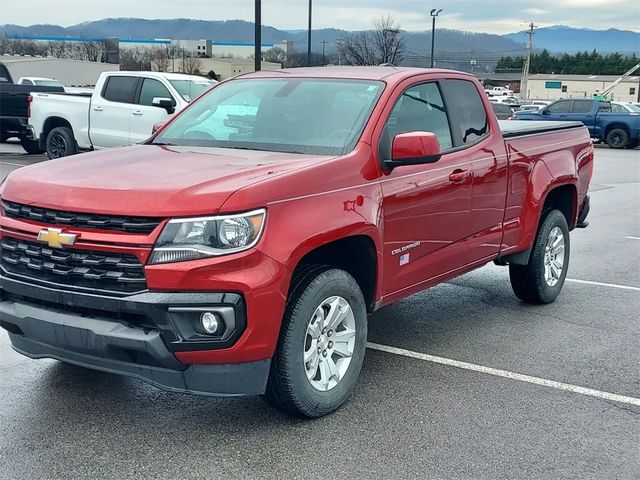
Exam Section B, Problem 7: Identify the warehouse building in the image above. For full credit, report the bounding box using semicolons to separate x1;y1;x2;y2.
0;55;118;86
525;74;639;102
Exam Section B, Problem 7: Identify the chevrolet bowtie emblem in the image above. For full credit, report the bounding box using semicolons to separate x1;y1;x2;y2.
37;228;78;249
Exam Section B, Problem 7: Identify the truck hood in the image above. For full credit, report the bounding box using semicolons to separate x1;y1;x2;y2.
1;145;333;217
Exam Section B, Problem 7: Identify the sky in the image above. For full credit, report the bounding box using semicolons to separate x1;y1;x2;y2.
1;0;639;34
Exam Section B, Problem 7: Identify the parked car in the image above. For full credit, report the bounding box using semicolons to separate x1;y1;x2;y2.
0;82;64;150
484;86;514;97
513;98;640;149
27;71;215;159
17;77;65;89
611;102;640;113
0;67;593;418
490;102;514;119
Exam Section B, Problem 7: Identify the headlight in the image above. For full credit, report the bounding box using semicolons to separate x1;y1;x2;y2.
149;209;266;264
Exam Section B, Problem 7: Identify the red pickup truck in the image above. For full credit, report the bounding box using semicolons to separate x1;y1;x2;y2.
0;67;592;417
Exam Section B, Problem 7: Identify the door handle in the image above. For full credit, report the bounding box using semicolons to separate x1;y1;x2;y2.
132;111;143;116
92;106;103;112
449;169;471;184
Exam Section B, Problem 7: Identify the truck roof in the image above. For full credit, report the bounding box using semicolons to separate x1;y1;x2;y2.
240;66;474;83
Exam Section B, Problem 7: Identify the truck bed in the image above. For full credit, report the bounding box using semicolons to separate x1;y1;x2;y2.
499;120;584;138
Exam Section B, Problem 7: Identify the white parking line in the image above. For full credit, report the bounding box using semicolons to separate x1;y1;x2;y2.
625;236;640;240
566;278;640;292
367;342;640;407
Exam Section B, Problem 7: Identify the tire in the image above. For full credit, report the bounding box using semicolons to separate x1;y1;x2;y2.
509;210;570;304
46;127;78;159
263;267;368;418
605;128;629;149
20;137;44;155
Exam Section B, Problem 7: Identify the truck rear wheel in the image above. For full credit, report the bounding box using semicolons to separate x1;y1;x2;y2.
20;138;44;155
264;267;367;418
46;127;78;159
606;128;629;149
509;210;570;304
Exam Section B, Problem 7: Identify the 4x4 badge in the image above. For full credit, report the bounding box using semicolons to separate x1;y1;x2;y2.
37;228;77;249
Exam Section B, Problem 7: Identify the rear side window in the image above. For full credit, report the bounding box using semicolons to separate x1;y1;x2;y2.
138;78;174;107
441;79;488;145
380;82;453;160
598;102;612;112
492;103;512;114
548;100;571;114
571;100;592;113
102;76;138;103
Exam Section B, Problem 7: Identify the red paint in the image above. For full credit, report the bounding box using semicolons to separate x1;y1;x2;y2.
392;132;440;160
0;67;593;366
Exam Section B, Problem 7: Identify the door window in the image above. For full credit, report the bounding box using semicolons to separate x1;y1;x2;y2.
571;100;592;113
441;79;489;145
380;82;453;160
138;78;175;107
547;100;571;114
102;76;139;103
611;103;626;113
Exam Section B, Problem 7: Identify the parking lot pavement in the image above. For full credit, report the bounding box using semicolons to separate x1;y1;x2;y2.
0;145;639;480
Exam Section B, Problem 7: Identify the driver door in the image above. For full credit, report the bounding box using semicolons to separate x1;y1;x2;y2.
379;80;474;297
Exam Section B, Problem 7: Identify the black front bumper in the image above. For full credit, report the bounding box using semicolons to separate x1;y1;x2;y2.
0;275;270;397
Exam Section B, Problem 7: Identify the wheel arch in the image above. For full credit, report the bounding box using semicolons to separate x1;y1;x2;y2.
42;116;73;141
287;234;379;314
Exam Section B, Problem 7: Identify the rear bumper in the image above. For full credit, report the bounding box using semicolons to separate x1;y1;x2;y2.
0;275;270;396
0;116;30;137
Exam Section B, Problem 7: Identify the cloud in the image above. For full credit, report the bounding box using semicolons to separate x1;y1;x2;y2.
1;0;639;34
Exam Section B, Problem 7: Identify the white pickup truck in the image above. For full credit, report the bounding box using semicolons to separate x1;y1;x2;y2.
484;86;515;97
28;71;215;158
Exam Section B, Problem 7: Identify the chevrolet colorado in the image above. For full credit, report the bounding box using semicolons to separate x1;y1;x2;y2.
0;67;593;418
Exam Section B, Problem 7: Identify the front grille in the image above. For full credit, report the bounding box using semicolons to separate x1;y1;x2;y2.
0;237;147;294
1;200;162;234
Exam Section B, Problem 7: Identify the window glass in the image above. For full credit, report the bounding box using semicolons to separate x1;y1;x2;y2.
548;100;571;114
380;82;452;160
491;103;512;114
571;100;592;113
598;102;612;112
611;103;625;113
138;78;173;106
154;79;383;156
442;80;488;145
169;80;213;102
102;76;138;103
20;79;34;85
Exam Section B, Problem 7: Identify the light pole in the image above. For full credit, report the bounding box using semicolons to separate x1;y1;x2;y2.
255;0;262;72
307;0;313;66
430;9;442;68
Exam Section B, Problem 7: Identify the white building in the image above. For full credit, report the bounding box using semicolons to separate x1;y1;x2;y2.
525;74;639;103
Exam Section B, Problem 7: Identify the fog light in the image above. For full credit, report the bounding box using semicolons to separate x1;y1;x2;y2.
201;312;220;334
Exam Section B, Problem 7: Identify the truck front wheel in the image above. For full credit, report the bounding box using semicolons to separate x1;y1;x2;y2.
264;267;367;418
46;127;78;159
606;128;629;149
20;138;44;155
509;210;570;304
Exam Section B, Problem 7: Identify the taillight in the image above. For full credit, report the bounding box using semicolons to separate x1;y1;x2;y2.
27;95;33;118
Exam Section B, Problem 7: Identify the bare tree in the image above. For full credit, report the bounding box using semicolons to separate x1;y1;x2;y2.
338;15;405;66
262;47;287;66
151;47;170;72
120;47;152;71
373;15;405;65
182;53;202;75
77;41;105;62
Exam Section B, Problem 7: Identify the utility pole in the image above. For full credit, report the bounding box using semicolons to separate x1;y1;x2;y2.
520;21;537;100
307;0;313;66
321;40;327;66
255;0;262;71
429;9;443;68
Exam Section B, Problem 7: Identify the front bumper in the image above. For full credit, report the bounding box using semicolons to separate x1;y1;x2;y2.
0;275;270;396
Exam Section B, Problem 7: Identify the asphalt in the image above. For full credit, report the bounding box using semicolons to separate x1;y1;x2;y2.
0;142;638;480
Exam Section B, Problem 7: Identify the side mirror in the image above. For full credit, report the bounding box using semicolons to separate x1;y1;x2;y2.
541;108;550;115
385;132;441;169
152;97;175;114
152;121;165;134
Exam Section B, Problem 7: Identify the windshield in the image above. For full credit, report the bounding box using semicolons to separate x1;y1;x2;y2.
625;104;640;112
154;78;384;155
35;79;64;87
169;80;214;102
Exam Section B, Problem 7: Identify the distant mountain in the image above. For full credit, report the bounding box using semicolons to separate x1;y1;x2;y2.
503;26;640;54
